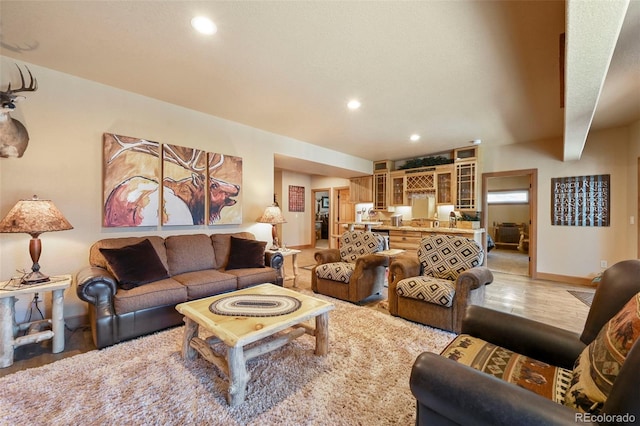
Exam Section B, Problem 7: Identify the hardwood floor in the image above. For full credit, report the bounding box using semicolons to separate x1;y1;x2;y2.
1;246;593;377
302;246;592;334
487;248;529;275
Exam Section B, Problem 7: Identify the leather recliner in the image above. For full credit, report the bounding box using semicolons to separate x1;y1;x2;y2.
410;259;640;425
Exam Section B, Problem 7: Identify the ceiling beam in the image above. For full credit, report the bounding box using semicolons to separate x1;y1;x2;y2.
563;0;629;161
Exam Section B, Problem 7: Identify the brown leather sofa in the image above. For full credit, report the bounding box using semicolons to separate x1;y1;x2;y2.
410;259;640;425
77;232;283;349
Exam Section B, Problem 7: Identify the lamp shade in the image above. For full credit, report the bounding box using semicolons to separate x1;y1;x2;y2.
0;196;73;236
257;205;286;225
0;196;73;283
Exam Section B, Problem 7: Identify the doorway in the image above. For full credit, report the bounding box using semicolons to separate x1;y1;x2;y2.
482;169;537;278
332;186;354;248
312;188;330;248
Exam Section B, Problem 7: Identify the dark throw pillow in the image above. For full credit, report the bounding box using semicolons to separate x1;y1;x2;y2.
99;239;169;290
225;236;267;270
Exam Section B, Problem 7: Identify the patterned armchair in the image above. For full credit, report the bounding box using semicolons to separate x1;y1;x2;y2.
388;234;493;333
312;230;387;303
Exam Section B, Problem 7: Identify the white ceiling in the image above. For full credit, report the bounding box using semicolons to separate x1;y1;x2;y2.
1;1;639;177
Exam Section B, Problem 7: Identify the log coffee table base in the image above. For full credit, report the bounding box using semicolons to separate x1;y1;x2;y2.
176;284;334;406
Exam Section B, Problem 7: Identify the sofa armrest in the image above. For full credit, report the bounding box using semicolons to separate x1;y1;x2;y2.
411;352;590;426
314;249;341;265
386;257;421;315
76;266;119;349
353;253;389;274
457;266;493;291
388;256;421;285
462;305;585;369
76;266;117;309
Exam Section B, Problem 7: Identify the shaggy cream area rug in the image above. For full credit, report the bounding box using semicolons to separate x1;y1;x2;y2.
0;293;454;426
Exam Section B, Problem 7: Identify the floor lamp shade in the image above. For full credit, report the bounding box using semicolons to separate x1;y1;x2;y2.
0;196;73;283
257;205;286;249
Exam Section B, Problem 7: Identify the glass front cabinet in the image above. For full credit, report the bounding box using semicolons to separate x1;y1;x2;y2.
373;172;388;210
390;171;407;206
455;160;477;210
435;167;453;205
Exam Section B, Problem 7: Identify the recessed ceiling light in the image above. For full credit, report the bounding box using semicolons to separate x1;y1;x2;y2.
191;16;217;35
410;134;421;142
347;99;361;110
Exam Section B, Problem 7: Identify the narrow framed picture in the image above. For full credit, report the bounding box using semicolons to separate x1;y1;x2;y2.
289;185;305;212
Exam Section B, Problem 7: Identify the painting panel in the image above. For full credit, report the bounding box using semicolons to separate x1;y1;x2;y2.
162;144;207;225
103;133;161;227
289;185;305;212
207;152;242;225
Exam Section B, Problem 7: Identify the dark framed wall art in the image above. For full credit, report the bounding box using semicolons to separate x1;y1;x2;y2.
289;185;305;212
551;174;610;226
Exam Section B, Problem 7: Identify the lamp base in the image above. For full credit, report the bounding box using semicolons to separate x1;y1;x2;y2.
21;270;50;285
271;236;280;250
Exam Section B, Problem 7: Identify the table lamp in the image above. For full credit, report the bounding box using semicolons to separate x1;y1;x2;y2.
257;201;286;250
0;195;73;284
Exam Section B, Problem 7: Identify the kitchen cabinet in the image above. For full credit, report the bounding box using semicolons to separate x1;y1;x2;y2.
455;160;477;210
389;227;484;251
454;146;477;160
389;229;422;250
373;172;388;210
372;160;393;211
435;166;453;204
390;171;407;206
372;145;480;211
404;171;436;192
349;175;373;203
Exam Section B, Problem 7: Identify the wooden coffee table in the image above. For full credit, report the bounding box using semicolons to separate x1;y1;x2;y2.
175;283;335;406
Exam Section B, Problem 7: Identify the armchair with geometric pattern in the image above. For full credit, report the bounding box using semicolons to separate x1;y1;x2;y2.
312;230;388;303
388;234;493;333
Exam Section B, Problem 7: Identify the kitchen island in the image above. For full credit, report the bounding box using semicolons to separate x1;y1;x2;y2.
372;225;485;252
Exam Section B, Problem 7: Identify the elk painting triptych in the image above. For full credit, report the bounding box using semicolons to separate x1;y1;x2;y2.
103;133;242;227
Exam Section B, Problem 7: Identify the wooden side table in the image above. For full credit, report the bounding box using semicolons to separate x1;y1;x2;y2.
266;249;301;287
0;275;71;368
375;249;406;259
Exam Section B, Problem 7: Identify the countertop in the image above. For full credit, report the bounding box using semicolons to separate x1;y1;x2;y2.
371;225;485;234
340;221;384;226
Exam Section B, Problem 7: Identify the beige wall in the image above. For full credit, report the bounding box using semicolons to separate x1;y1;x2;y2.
482;125;638;278
279;170;312;247
0;58;367;319
1;56;639;321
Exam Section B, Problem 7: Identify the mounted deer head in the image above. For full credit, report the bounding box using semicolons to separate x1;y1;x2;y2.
1;64;38;158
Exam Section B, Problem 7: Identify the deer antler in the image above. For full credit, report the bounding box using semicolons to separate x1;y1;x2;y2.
163;145;207;173
3;64;37;94
208;153;225;171
107;134;160;163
